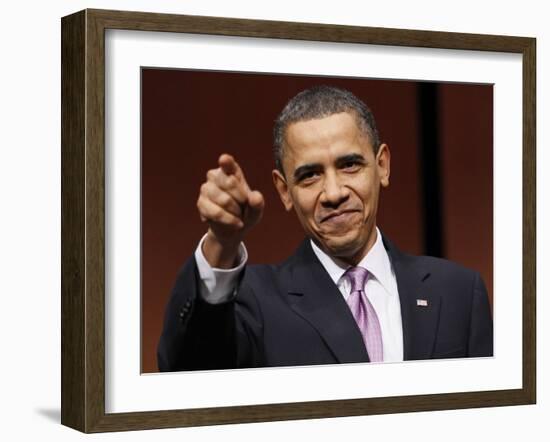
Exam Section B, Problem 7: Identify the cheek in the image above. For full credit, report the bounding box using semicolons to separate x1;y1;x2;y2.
364;190;375;206
291;191;316;218
364;191;381;221
356;179;377;205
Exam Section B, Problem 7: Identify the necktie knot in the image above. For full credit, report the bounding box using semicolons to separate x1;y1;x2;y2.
345;266;369;292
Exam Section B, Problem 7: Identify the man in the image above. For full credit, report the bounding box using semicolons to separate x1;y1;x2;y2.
157;85;493;371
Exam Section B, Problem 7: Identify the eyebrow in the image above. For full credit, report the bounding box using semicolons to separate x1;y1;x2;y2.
292;153;367;182
335;153;366;167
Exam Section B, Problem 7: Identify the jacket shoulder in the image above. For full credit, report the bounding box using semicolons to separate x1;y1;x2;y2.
408;253;478;274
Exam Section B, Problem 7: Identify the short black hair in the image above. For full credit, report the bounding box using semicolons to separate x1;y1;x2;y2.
273;85;381;175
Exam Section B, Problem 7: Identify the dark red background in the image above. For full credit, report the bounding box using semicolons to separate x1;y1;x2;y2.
141;69;493;373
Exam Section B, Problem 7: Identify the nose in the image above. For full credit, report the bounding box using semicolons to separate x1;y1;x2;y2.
320;170;350;207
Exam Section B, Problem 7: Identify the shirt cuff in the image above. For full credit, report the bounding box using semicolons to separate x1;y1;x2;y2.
194;233;248;304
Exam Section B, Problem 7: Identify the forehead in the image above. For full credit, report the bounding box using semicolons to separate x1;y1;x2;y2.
283;112;371;164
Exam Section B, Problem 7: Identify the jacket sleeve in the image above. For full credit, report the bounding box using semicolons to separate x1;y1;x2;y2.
157;256;265;371
157;256;239;371
467;272;494;357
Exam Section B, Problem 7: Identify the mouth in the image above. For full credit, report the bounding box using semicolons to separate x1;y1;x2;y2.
320;210;360;224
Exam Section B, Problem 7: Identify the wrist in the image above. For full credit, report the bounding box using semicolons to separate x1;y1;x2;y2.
202;230;242;269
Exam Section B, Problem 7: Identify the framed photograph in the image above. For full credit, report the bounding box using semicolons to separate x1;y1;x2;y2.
61;8;536;433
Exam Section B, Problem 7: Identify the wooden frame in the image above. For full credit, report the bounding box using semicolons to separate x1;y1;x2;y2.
61;8;536;433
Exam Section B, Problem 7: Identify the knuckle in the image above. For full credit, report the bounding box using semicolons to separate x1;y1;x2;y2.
206;169;217;181
196;198;207;215
212;206;224;220
218;192;232;206
196;195;204;208
226;175;237;188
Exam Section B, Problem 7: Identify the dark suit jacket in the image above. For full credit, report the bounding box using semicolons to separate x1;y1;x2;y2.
157;235;493;371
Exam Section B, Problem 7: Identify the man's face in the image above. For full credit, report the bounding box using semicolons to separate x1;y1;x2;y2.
272;111;390;265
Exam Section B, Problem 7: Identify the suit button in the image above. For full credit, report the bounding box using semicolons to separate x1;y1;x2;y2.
179;300;193;322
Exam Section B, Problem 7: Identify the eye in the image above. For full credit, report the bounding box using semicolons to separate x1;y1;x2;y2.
341;161;361;172
298;171;320;184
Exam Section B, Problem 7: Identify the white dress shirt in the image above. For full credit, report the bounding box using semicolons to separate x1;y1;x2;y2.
194;227;404;362
309;228;404;362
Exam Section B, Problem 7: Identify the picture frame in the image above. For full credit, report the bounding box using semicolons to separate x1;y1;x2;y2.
61;8;536;433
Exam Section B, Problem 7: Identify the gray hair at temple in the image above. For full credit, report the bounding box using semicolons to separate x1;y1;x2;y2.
272;85;381;176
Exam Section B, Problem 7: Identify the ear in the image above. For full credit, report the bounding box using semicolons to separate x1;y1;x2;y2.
272;169;294;211
376;143;391;188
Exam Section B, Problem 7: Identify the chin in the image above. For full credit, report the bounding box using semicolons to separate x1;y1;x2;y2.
322;237;363;260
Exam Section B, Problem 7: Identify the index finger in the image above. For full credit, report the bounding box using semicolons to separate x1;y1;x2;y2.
218;154;243;178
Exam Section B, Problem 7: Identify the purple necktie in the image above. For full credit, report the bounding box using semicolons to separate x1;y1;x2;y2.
344;266;383;362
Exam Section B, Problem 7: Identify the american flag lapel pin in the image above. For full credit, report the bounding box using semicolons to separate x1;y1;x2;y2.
416;299;428;307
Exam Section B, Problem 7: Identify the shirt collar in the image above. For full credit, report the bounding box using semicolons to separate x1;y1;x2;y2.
310;227;394;293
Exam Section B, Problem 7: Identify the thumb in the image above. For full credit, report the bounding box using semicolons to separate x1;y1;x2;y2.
245;190;264;225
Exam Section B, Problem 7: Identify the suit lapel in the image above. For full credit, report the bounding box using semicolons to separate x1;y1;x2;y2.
382;235;442;360
285;240;370;364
